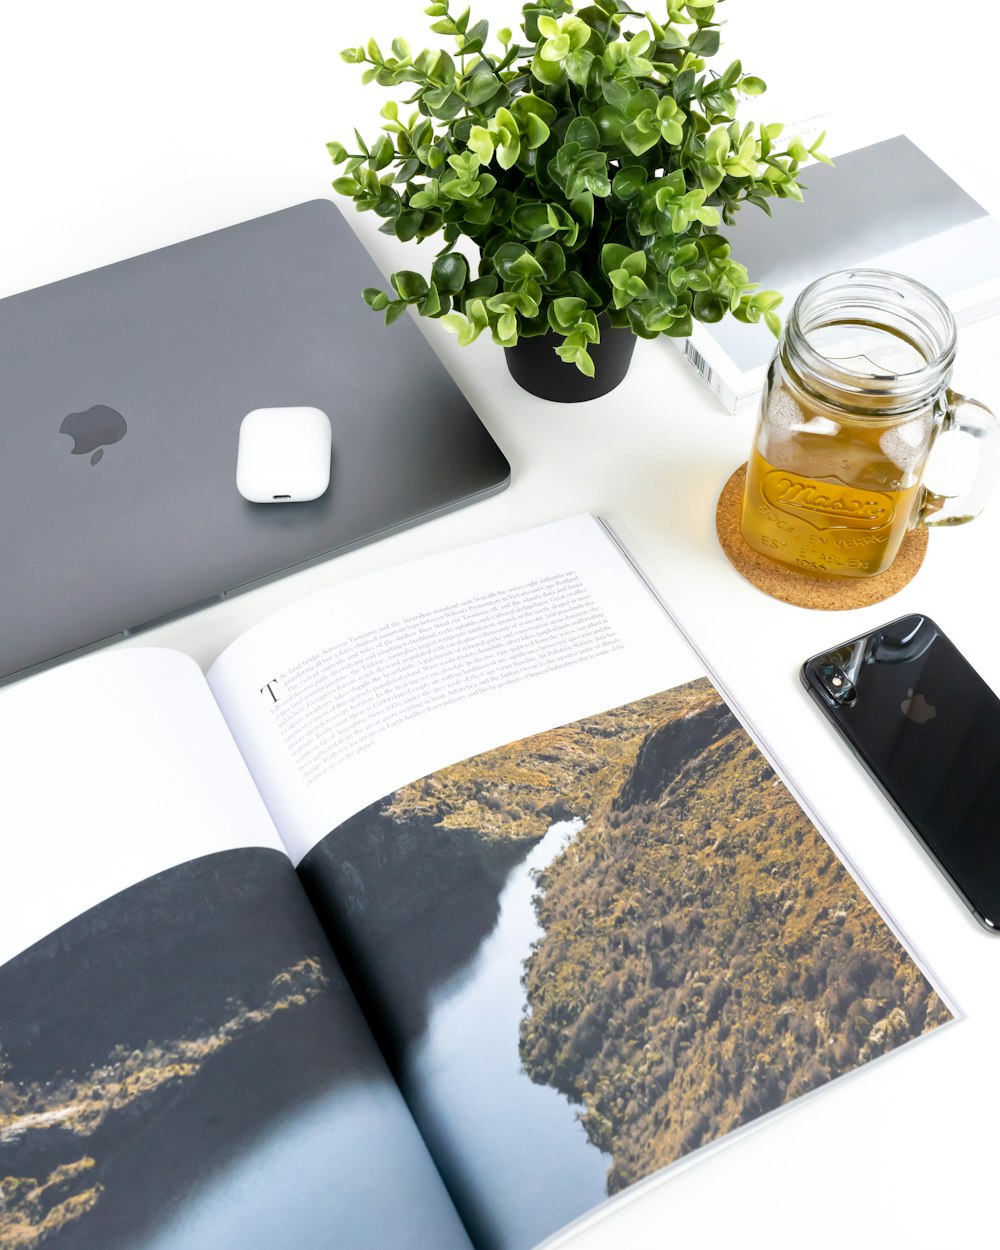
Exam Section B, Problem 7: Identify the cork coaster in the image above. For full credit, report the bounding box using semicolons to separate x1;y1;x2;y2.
716;463;928;610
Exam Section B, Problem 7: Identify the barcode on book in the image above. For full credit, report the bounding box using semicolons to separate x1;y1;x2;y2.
684;340;714;387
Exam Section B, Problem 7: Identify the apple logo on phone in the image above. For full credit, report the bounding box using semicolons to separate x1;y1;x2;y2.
59;405;128;465
901;688;937;724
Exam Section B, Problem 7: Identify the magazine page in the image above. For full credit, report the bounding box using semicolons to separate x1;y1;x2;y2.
206;514;955;1250
0;649;474;1250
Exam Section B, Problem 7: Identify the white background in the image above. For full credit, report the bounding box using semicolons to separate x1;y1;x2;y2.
3;1;999;1244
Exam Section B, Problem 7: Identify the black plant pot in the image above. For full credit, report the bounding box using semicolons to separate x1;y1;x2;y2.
504;315;637;402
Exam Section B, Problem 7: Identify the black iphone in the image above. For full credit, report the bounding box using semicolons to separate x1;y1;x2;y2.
801;613;1000;932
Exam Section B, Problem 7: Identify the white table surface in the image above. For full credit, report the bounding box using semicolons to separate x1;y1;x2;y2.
4;1;999;1243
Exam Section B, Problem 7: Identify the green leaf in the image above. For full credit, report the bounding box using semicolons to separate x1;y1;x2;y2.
461;18;489;50
549;296;589;330
362;287;390;311
374;186;401;218
564;49;595;86
676;64;699;98
509;250;545;280
693;203;721;226
692;291;727;322
622;117;661;157
493;106;521;170
462;199;494;225
384;300;408;325
418;284;442;317
601;75;631;110
394;157;421;182
656;97;685;146
565;271;601;306
558;341;596;376
441;311;483;346
700;166;725;194
332;176;360;196
512;203;557;240
809;130;834;165
535;240;567;283
496;138;520;170
465;72;501;107
530;51;565;86
510;93;558;125
570;189;594;230
394;209;424;241
467;125;495;165
674;242;699;265
591;105;626;147
431;252;469;295
496;310;518;343
492;242;533;281
369;135;395;170
690;28;721;56
326;141;348;164
612;165;647;199
464;276;498;301
567;150;611;198
391;270;429;302
564;116;601;151
601;243;633;273
524;113;550;149
703;127;729;166
741;76;767;96
621;251;647;278
653;169;686;208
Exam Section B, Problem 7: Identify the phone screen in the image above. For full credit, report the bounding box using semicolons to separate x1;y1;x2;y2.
802;614;1000;931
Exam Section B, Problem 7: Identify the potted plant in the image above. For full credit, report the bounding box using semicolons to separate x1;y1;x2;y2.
329;0;828;400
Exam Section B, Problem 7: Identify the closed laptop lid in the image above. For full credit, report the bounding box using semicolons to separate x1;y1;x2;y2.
0;199;510;684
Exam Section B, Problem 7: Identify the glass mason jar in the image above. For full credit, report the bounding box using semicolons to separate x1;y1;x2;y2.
740;269;1000;579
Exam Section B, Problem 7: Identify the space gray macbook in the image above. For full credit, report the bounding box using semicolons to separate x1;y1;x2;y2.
0;200;510;684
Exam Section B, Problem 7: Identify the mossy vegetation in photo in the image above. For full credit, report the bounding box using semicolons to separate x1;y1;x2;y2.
374;679;949;1191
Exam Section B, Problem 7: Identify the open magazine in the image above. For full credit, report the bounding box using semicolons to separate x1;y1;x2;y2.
0;515;955;1250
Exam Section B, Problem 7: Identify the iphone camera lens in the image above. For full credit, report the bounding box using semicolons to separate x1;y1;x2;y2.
816;663;857;706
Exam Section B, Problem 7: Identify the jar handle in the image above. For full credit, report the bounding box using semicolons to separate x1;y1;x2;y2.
918;390;1000;527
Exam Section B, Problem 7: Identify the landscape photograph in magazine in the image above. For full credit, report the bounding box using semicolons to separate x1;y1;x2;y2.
0;848;471;1250
300;678;952;1250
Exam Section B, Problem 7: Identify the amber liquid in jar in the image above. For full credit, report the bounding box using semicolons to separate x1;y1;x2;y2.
741;320;934;579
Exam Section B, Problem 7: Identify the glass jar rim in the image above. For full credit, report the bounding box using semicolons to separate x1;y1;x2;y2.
783;268;957;412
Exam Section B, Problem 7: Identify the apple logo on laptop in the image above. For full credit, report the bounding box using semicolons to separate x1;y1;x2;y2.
59;404;128;465
901;688;937;724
